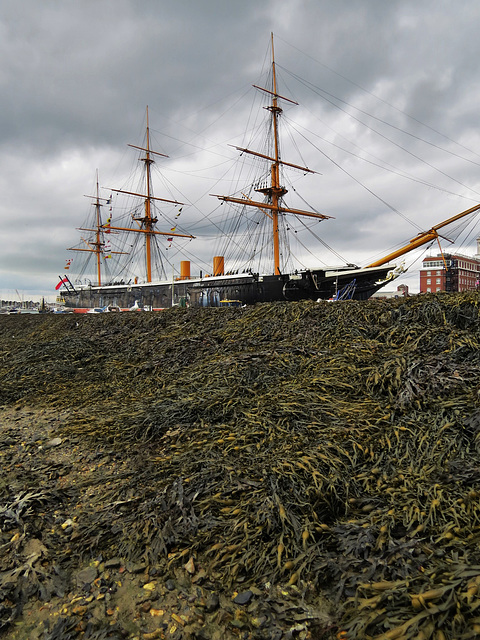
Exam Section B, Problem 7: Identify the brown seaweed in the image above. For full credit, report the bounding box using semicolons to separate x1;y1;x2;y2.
1;292;480;638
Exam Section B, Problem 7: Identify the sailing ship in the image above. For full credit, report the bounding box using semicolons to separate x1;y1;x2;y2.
58;36;480;310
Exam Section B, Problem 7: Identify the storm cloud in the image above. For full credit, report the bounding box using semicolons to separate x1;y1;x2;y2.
2;0;480;300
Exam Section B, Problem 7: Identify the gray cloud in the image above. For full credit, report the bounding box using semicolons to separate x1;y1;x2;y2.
2;0;480;300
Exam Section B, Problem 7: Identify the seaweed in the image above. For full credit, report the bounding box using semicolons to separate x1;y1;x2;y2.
1;293;480;638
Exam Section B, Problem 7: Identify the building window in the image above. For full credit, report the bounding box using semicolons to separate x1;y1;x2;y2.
436;271;441;275
427;279;431;284
436;278;441;284
436;287;441;292
427;271;431;276
427;287;431;292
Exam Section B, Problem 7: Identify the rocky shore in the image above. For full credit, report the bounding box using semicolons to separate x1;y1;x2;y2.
1;296;480;639
0;404;331;640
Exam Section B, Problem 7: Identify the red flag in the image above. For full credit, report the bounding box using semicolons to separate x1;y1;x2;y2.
55;277;69;290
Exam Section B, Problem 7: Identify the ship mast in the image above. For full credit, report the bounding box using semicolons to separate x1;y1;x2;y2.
69;171;120;287
94;176;102;285
143;107;155;281
270;33;282;274
108;106;195;283
68;110;195;288
212;33;330;276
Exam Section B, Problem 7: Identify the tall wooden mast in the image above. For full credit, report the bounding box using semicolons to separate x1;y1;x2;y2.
94;175;102;285
144;107;154;281
212;33;331;275
270;33;282;274
108;106;195;283
69;171;120;287
68;110;195;289
73;110;195;286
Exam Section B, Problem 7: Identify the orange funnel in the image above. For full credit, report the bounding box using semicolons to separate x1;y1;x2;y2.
180;261;191;280
213;256;224;276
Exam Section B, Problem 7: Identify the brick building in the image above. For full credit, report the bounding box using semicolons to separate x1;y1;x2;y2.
419;250;480;293
372;284;409;298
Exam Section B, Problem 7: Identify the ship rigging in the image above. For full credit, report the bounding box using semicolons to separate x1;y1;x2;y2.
59;35;480;309
69;108;195;288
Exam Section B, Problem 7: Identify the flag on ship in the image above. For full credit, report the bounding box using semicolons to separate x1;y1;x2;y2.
55;277;69;290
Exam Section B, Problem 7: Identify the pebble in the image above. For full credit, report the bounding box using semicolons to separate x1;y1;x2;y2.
233;590;253;605
184;556;195;574
126;561;146;574
251;615;268;628
76;565;98;586
205;592;220;612
44;437;62;448
104;557;122;569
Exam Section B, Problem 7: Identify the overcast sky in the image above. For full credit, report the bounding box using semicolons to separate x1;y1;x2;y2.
2;0;480;301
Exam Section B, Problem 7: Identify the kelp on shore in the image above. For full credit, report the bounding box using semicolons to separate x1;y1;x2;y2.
1;294;480;639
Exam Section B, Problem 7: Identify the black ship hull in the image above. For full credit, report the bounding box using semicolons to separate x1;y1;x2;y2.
62;264;395;310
